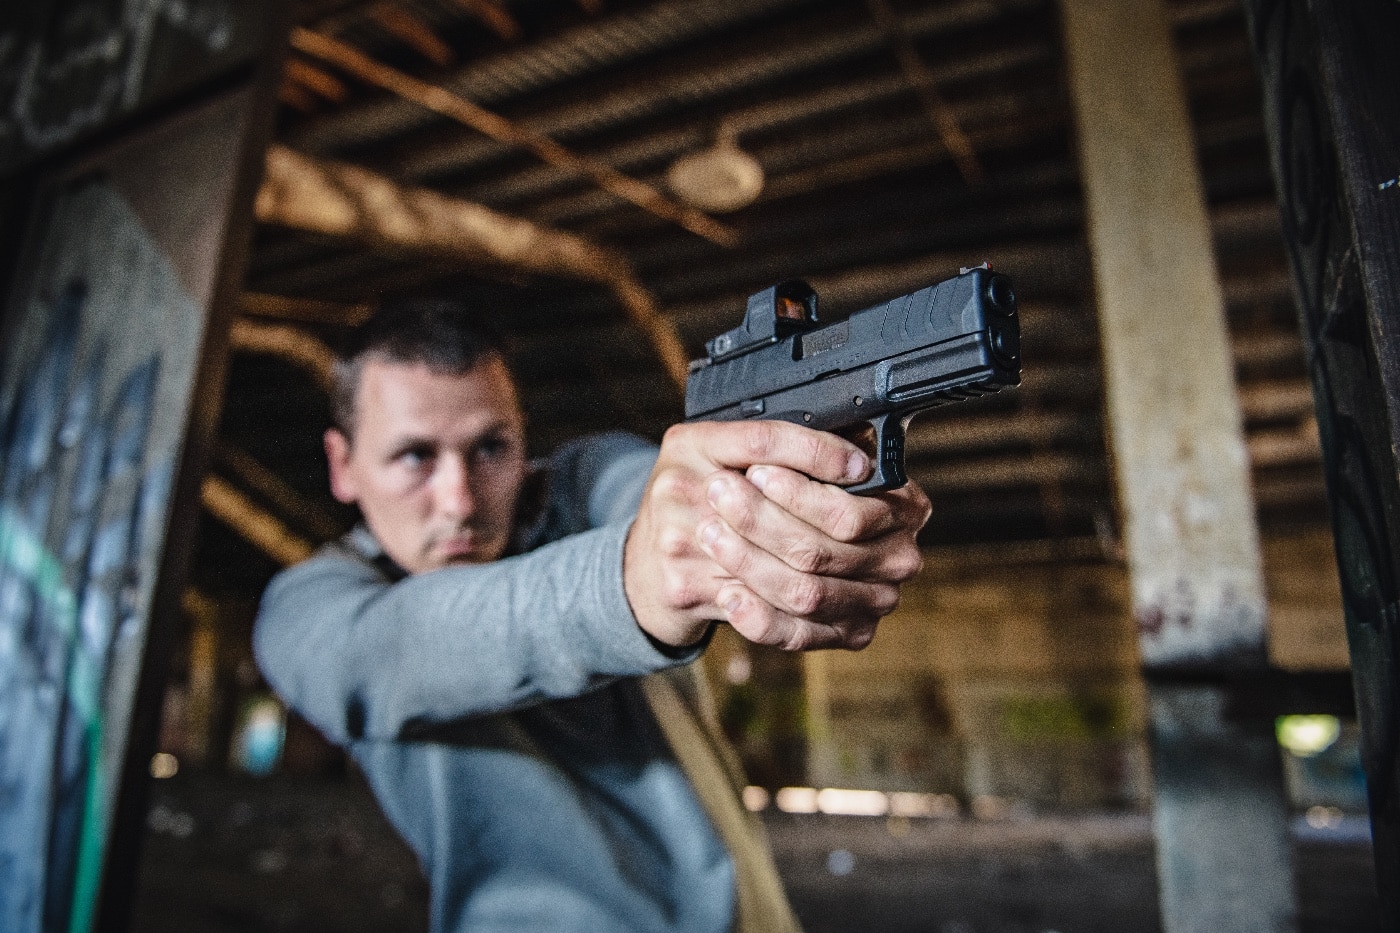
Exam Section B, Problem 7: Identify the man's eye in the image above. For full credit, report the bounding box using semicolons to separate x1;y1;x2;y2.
474;437;513;462
398;446;434;468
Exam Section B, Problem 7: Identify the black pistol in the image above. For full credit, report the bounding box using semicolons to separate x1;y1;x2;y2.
684;265;1021;495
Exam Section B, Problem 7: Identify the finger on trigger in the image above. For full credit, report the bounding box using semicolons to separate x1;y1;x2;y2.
698;420;869;485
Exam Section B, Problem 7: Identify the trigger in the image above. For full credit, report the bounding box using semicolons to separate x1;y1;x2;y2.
840;414;908;495
836;421;878;462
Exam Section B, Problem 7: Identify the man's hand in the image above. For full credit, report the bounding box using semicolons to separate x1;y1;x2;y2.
623;420;931;651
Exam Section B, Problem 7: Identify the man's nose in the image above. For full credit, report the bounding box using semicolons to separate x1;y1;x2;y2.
433;455;476;520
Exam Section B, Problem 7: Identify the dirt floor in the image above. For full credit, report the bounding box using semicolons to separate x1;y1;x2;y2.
129;770;1380;933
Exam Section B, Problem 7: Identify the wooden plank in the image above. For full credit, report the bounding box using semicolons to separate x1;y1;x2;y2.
240;292;373;326
1059;0;1296;930
228;318;336;392
863;0;982;184
1240;0;1400;923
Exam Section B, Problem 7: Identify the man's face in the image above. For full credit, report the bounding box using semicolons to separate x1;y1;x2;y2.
325;355;528;575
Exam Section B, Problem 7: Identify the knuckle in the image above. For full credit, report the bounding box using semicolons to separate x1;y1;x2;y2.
906;485;934;526
719;534;752;575
662;423;695;449
722;491;760;536
786;538;830;574
827;501;865;543
735;607;780;647
650;467;690;503
888;546;924;581
783;576;825;617
782;626;819;652
844;624;877;651
743;421;780;461
660;571;691;611
874;585;901;615
658;527;690;559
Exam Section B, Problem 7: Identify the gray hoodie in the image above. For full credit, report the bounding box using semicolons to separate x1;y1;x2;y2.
254;433;734;932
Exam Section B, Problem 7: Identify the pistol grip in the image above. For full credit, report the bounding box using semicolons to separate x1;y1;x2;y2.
843;413;908;496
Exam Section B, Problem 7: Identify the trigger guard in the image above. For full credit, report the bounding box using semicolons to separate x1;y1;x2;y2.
841;415;908;496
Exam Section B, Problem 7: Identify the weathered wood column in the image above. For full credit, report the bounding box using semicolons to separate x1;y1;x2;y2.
1241;1;1400;924
1059;1;1295;930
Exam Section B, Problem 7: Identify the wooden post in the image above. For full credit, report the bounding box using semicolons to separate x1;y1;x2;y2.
1059;1;1296;930
180;590;221;768
1241;0;1400;924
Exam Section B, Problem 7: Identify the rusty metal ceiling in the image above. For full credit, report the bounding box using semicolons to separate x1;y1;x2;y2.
204;0;1324;597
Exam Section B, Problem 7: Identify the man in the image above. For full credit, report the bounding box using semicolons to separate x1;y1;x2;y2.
254;298;930;932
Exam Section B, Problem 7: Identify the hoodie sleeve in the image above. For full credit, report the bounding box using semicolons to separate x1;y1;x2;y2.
253;433;686;745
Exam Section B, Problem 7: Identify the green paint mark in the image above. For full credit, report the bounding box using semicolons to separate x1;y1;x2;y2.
0;507;107;933
0;506;79;637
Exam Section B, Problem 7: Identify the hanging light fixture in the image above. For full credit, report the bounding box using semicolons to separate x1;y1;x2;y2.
666;125;765;213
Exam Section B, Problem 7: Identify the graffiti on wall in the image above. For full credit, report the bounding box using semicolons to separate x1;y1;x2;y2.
0;0;255;173
0;173;203;932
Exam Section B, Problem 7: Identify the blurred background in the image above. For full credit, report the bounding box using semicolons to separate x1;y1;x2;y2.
6;0;1379;929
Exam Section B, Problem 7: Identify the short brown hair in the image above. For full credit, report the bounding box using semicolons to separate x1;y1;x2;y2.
331;297;511;436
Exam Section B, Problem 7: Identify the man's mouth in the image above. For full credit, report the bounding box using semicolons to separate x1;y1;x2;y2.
434;534;479;561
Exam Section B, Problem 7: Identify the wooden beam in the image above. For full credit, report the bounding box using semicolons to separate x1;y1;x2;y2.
278;80;320;114
908;450;1102;494
179;588;221;767
201;475;315;567
364;2;456;66
864;0;983;184
288;27;737;248
284;57;350;104
241;292;374;326
446;0;522;41
255;144;690;390
214;442;345;542
1061;1;1296;931
228;317;336;391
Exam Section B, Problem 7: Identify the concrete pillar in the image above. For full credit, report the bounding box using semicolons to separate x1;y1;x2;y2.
1059;0;1296;929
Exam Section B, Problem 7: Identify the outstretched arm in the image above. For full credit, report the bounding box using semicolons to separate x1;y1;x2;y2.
255;433;679;745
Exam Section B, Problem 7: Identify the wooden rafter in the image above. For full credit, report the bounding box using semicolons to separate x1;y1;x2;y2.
255;144;691;390
285;57;350;103
228;317;337;391
447;0;522;41
201;475;314;567
288;27;738;248
366;2;456;66
214;442;345;542
241;292;374;326
865;0;984;185
278;80;320;113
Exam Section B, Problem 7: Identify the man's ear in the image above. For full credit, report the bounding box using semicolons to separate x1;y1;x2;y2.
325;428;357;504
